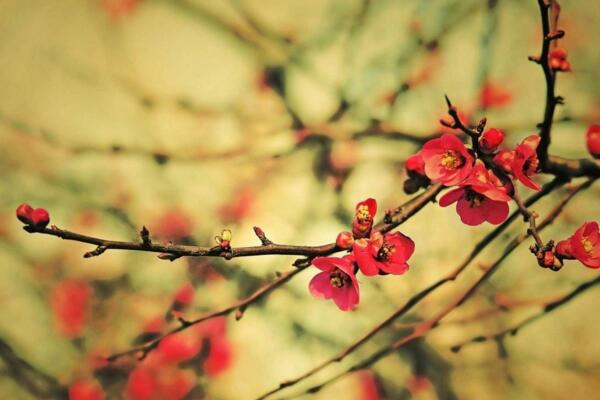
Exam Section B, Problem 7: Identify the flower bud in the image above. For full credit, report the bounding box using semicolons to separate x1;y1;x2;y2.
549;48;570;72
586;124;600;159
336;231;354;249
217;229;232;249
479;128;504;153
405;153;425;177
16;203;34;225
537;250;555;268
352;198;377;239
30;208;50;228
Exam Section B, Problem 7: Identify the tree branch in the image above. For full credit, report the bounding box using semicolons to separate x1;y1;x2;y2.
276;177;594;399
256;178;564;399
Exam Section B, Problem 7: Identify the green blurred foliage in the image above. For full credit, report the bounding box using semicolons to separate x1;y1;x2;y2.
0;0;599;399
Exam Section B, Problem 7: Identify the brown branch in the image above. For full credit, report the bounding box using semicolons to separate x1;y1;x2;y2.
21;182;443;261
450;274;600;353
277;177;594;399
23;224;338;260
256;178;564;400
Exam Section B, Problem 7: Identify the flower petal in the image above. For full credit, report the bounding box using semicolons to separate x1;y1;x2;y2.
456;198;487;226
353;240;379;276
484;199;509;225
439;188;464;207
308;272;334;300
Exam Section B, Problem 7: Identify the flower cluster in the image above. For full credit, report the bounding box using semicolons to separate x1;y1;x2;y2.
309;199;415;311
405;131;517;226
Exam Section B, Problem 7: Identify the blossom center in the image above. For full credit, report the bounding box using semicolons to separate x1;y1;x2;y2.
440;150;464;170
582;236;593;253
465;189;485;208
329;271;349;288
356;205;372;223
376;242;396;261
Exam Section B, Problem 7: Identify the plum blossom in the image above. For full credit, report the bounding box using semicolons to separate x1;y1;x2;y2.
309;255;360;311
555;222;600;268
420;134;474;186
439;162;511;226
353;231;415;276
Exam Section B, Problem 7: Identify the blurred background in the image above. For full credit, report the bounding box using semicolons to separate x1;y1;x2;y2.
1;0;599;399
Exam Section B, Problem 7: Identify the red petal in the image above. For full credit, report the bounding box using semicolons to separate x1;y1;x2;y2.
353;240;379;276
439;188;464;207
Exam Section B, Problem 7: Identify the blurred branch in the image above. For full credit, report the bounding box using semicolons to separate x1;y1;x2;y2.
256;178;564;399
0;339;66;398
107;259;312;362
450;275;600;353
281;177;594;398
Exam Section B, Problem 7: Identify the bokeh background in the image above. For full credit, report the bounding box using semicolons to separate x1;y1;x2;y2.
1;0;599;399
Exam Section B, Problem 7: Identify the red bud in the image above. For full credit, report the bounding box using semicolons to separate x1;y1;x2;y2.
336;231;354;249
16;203;34;224
31;208;50;228
479;128;504;153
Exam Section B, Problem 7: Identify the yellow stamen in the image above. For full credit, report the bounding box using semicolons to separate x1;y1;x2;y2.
582;237;593;253
356;205;371;222
440;150;464;170
329;271;347;288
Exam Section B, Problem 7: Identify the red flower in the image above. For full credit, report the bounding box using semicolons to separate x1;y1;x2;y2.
511;135;541;191
549;47;570;72
203;337;233;376
151;209;193;241
352;198;377;239
586;124;600;159
569;222;600;268
439;163;511;226
126;365;195;400
353;231;415;276
420;134;474;186
218;187;255;223
126;367;157;400
479;128;505;154
358;371;380;400
69;379;105;400
172;282;195;308
156;333;202;364
479;81;512;109
309;255;360;311
51;280;91;338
